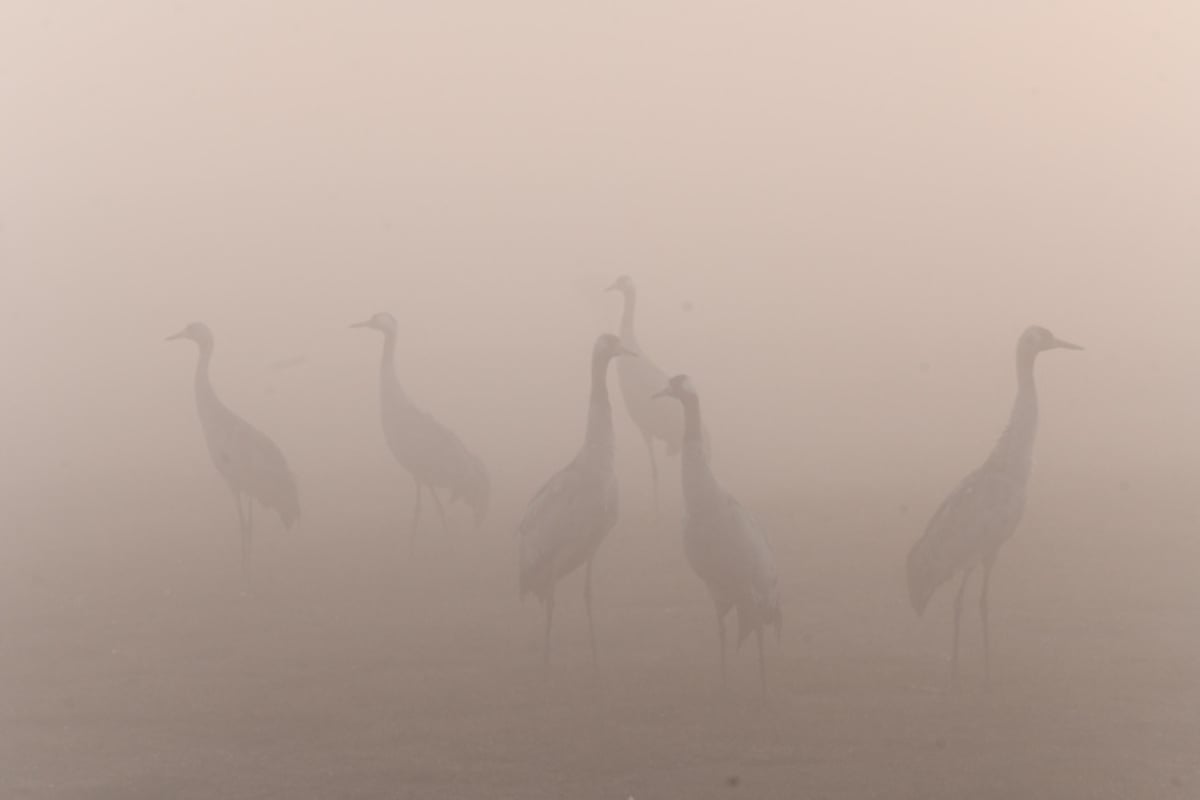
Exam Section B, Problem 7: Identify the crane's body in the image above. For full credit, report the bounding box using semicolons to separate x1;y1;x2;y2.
907;325;1082;684
168;323;300;585
656;375;780;696
518;333;634;672
606;276;708;514
352;313;490;549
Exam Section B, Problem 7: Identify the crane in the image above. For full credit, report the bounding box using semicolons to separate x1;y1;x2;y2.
654;374;781;697
907;325;1083;685
167;322;300;586
351;312;489;552
606;275;708;516
517;333;636;672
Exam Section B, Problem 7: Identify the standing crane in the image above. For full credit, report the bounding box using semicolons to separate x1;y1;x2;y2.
606;275;708;516
518;333;636;672
907;325;1083;685
167;323;300;586
654;375;781;697
351;313;490;551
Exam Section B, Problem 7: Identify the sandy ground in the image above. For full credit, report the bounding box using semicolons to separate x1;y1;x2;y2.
3;481;1198;800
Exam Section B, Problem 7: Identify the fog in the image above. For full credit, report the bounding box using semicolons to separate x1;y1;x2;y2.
3;2;1199;798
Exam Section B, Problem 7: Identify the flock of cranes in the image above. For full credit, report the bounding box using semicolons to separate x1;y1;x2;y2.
168;278;1082;696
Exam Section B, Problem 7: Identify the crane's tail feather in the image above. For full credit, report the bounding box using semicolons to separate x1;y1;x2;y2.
517;556;549;604
735;600;783;647
277;498;301;530
270;471;302;530
518;573;550;605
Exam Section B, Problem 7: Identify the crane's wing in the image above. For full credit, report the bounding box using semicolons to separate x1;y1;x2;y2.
447;448;490;519
408;410;484;489
517;460;617;600
383;401;480;484
915;467;1026;573
684;491;781;642
725;496;782;641
731;499;779;593
209;415;301;527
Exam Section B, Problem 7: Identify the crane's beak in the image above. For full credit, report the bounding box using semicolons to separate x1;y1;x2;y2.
652;388;672;400
1052;337;1084;351
349;320;372;329
618;344;639;358
165;329;186;342
604;279;622;292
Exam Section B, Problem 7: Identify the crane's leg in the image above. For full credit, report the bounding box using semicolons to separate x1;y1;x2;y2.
542;582;557;678
230;489;247;585
430;487;449;534
756;626;767;700
951;566;974;687
231;489;245;531
980;556;996;689
242;494;254;587
712;596;728;690
643;433;660;519
584;557;597;669
409;477;423;556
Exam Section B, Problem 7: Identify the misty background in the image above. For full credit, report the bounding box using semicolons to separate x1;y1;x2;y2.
2;2;1198;798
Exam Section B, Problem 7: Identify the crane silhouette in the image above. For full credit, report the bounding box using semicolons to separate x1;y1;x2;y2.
606;275;707;515
518;333;636;672
351;312;490;551
655;374;781;697
167;323;300;586
907;325;1082;685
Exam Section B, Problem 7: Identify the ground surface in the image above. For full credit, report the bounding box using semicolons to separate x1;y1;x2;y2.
3;484;1198;799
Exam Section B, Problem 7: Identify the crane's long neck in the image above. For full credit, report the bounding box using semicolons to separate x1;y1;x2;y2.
679;395;721;510
379;331;413;407
984;345;1039;479
619;289;639;347
193;341;223;415
583;354;615;465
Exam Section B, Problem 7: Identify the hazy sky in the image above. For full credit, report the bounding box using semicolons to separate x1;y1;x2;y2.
2;1;1198;521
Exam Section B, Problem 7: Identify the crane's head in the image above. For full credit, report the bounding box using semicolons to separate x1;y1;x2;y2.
1020;326;1083;355
604;274;635;296
350;312;398;335
652;374;698;403
905;538;952;618
593;333;637;361
165;322;213;349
